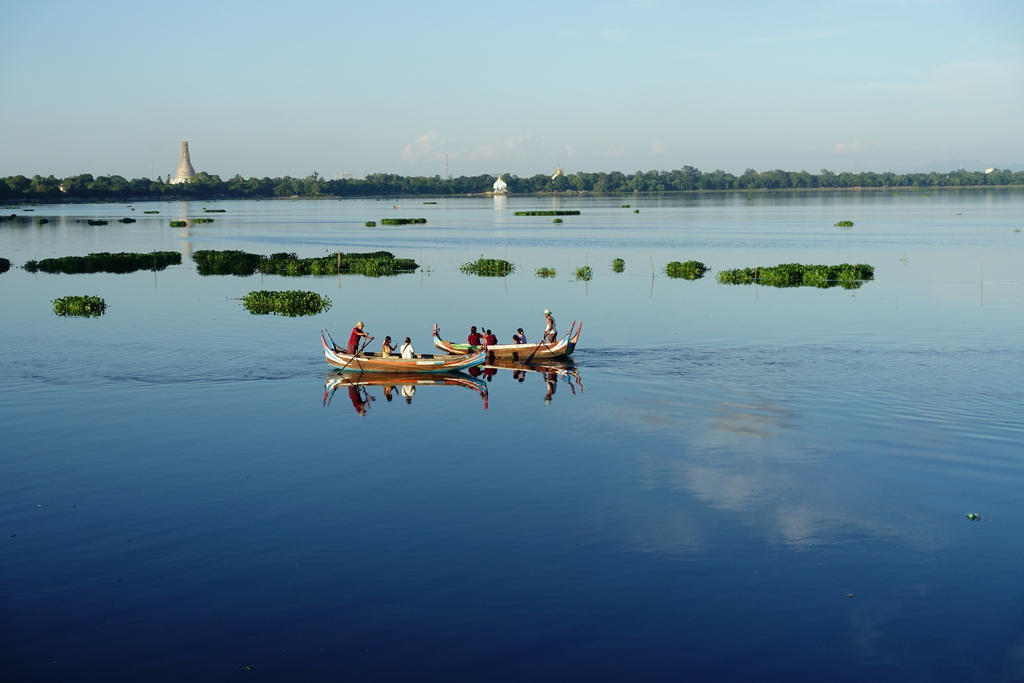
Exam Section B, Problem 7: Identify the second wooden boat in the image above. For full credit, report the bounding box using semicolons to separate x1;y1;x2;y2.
433;321;582;360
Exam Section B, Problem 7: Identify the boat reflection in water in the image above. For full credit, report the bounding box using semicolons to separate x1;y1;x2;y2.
475;359;584;404
324;371;489;417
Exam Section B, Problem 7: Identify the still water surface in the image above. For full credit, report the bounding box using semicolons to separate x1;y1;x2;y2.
2;192;1023;680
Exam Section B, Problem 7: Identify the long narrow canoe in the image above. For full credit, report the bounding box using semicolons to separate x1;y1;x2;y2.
322;332;486;373
433;321;582;360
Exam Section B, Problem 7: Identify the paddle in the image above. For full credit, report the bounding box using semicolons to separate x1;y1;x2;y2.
336;334;373;372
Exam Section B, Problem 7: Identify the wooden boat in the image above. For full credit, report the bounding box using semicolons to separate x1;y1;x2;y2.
322;330;486;373
324;371;488;410
433;321;582;360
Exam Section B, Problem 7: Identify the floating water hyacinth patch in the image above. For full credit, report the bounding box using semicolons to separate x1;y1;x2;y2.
717;263;874;289
203;209;226;213
241;290;332;317
460;256;515;277
193;250;417;277
144;211;159;214
380;218;426;225
0;257;10;274
513;210;580;216
574;266;593;281
621;205;630;208
24;251;181;274
535;267;557;278
612;258;625;273
365;221;376;227
835;221;854;227
169;221;187;227
53;295;106;317
966;513;980;521
664;261;708;280
552;218;563;223
193;218;214;223
87;219;108;226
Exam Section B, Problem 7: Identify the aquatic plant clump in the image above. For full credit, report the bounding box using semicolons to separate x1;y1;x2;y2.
612;258;625;273
87;219;108;226
119;218;136;224
834;221;855;227
380;218;427;225
460;256;515;277
513;210;580;216
193;218;214;223
365;221;377;227
144;211;160;214
53;295;106;317
574;266;593;281
169;221;187;227
535;267;557;278
0;258;10;274
203;209;226;213
193;250;417;277
622;205;630;208
242;290;332;317
552;218;563;223
717;263;875;289
664;261;709;280
24;251;182;274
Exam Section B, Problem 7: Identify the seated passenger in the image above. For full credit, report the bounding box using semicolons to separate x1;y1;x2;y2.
513;328;527;344
467;326;482;346
400;337;416;359
381;336;395;357
484;329;498;346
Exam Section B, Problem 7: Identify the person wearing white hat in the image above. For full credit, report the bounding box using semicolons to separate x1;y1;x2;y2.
543;309;557;343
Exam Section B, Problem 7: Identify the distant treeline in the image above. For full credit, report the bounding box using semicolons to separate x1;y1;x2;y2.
3;167;1023;202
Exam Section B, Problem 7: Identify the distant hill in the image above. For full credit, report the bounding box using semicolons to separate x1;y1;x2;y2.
910;159;988;173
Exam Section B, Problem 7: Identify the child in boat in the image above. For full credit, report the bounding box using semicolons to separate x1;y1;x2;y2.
513;328;527;344
381;336;396;357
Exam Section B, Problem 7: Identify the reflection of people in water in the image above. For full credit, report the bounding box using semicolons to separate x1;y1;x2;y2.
383;385;394;402
544;370;557;404
401;384;416;404
512;370;526;382
482;367;497;382
468;366;481;378
348;385;371;416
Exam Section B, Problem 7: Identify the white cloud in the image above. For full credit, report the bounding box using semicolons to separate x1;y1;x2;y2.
400;132;444;163
469;134;532;160
606;145;627;157
565;145;578;158
651;139;668;155
834;141;865;153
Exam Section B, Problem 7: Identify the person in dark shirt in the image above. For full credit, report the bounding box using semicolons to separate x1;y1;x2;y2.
484;329;498;346
467;326;482;346
348;322;373;354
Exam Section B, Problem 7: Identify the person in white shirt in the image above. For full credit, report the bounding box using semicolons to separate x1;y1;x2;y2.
400;337;416;359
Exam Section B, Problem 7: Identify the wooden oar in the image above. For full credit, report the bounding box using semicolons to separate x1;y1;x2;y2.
336;335;372;372
523;320;574;365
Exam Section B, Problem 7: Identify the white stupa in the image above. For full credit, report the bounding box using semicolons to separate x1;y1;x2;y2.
492;174;508;194
170;140;195;184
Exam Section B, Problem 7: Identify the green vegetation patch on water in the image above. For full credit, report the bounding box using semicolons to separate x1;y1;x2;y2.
717;263;875;289
53;295;106;317
612;258;625;273
665;260;709;280
460;256;515;277
513;210;580;216
552;218;563;223
535;267;557;278
574;266;593;281
834;221;854;227
193;218;214;223
169;221;187;227
203;209;226;213
365;221;376;227
24;251;182;274
241;290;332;317
193;250;417;277
380;218;427;225
144;211;159;214
0;257;10;274
87;219;108;226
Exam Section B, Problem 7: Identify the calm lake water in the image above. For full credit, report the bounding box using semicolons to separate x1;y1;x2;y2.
2;191;1023;681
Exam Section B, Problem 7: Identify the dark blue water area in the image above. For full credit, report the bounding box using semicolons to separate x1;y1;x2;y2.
2;193;1024;680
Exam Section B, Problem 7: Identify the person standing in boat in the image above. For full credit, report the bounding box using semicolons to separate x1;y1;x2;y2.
348;322;373;354
381;336;396;357
543;310;557;343
400;337;416;359
467;326;482;346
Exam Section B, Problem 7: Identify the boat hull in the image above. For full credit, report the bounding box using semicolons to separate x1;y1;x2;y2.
323;334;486;373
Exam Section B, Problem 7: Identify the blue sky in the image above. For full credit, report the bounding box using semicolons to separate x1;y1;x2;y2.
1;0;1021;178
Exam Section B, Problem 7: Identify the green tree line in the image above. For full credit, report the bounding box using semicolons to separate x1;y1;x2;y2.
3;166;1023;202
